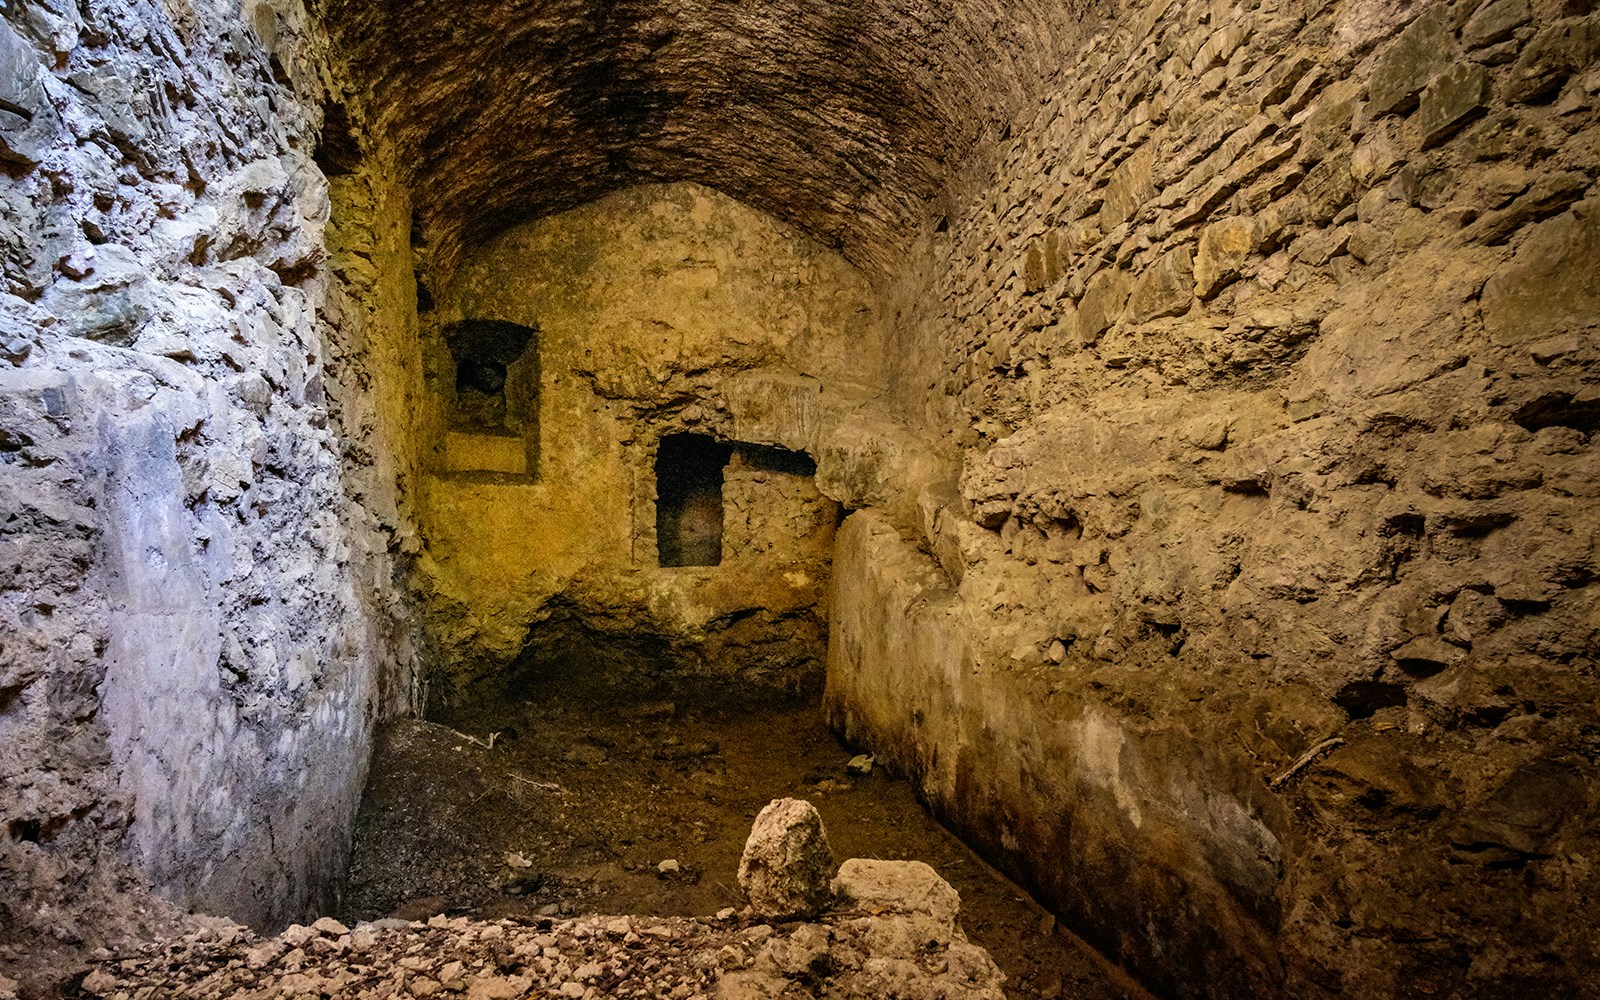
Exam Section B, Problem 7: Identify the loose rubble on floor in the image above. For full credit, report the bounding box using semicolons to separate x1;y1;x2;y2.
49;801;1007;1000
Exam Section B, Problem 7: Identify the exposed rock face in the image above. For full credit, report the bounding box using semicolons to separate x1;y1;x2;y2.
737;798;835;920
411;183;867;698
0;0;422;954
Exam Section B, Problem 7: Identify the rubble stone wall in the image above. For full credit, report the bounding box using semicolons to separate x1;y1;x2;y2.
832;0;1600;995
0;0;421;941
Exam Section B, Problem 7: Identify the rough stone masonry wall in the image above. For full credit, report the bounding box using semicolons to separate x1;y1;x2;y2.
834;0;1600;996
0;0;420;955
413;184;874;699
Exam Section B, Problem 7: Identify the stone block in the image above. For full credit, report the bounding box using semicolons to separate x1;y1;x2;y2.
1099;145;1157;232
1462;0;1531;48
1368;9;1456;116
1302;151;1354;225
1125;245;1194;323
1297;79;1359;167
1420;63;1488;146
1258;51;1316;109
738;798;835;920
1481;199;1600;345
1043;230;1063;285
1077;267;1134;342
1506;13;1600;103
831;859;961;924
0;18;49;166
1023;244;1047;293
1194;217;1256;299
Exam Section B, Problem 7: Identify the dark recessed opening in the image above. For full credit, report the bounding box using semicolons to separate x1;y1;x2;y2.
443;319;537;429
657;433;732;567
313;99;362;176
441;319;541;475
733;442;817;477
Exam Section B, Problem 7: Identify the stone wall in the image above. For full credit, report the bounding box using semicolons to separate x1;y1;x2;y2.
410;183;874;697
2;0;1596;991
834;0;1600;995
0;0;420;949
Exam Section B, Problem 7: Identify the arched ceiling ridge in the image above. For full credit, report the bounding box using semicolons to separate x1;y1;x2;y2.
319;0;1094;279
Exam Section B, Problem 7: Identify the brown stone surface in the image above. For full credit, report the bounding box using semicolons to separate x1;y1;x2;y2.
2;0;1598;998
1368;9;1457;116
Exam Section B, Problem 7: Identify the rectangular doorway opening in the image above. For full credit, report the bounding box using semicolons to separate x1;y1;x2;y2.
656;434;733;567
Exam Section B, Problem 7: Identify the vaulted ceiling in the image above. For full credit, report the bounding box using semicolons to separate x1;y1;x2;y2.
320;0;1086;276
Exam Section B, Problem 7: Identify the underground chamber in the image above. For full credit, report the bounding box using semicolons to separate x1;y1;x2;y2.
2;0;1599;997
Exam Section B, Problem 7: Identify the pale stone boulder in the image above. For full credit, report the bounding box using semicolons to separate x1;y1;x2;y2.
738;798;835;919
830;858;962;926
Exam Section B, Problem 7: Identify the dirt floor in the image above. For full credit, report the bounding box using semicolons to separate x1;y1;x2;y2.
341;686;1150;1000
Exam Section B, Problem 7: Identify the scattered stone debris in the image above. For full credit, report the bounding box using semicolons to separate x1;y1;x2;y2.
845;754;875;776
69;807;1005;1000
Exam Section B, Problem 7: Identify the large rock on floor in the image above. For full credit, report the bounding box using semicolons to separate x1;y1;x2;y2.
738;798;836;920
830;858;963;924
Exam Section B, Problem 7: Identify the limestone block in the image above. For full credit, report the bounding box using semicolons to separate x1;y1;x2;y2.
1461;0;1531;48
1067;218;1102;252
39;244;154;344
1125;245;1194;323
1099;145;1157;232
738;798;835;920
0;18;43;116
1481;199;1600;345
830;859;960;925
1420;63;1488;147
1023;243;1047;293
1258;51;1317;109
1297;78;1359;167
69;59;155;145
1302;150;1354;225
1506;13;1600;103
1194;217;1256;299
1077;267;1134;343
1368;9;1456;116
0;17;51;165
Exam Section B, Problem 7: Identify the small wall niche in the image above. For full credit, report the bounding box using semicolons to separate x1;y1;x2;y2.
656;434;733;567
441;319;540;477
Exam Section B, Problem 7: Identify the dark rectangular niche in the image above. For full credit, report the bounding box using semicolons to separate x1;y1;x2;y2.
657;434;734;567
443;319;540;478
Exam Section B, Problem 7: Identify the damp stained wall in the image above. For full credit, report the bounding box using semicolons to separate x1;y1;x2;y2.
831;0;1600;995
